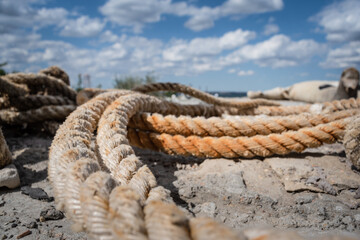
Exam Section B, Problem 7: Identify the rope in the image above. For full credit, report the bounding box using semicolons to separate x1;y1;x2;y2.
323;98;360;112
3;73;76;100
129;109;359;137
11;95;75;111
49;85;360;239
0;127;12;168
127;118;350;158
133;82;279;109
0;76;29;98
0;67;77;126
0;105;76;124
39;66;70;86
344;117;360;169
0;96;10;109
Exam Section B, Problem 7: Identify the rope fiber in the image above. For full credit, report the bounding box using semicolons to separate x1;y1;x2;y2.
48;81;360;240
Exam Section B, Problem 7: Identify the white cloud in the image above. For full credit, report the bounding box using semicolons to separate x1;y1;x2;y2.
99;30;120;42
100;0;283;32
220;0;283;15
321;41;360;68
221;34;326;68
0;0;104;38
263;23;279;35
237;70;254;76
312;0;360;42
60;16;105;37
0;0;37;33
163;29;256;61
99;0;171;33
34;8;68;27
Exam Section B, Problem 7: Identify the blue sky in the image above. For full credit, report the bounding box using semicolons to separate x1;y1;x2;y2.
1;0;360;91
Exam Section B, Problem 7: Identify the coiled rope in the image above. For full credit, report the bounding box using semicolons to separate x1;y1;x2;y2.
0;66;77;126
0;127;12;168
49;81;360;239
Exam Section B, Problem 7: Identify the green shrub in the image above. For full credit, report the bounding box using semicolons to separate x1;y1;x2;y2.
114;73;156;89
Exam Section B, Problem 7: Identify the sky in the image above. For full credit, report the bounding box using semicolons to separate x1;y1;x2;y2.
1;0;360;91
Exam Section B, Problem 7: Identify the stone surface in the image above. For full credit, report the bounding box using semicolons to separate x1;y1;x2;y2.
265;155;360;194
21;186;54;202
237;159;285;200
0;164;20;189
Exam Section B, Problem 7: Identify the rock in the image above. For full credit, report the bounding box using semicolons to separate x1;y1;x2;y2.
0;164;20;189
265;156;360;194
199;202;217;218
295;194;316;205
306;170;337;195
21;186;54;202
354;186;360;199
40;206;64;221
25;221;38;229
237;160;285;200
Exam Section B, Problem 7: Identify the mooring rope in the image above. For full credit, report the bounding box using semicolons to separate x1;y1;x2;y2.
344;117;360;169
48;81;360;239
0;67;77;128
133;82;279;109
128;118;349;158
0;105;76;124
128;109;359;137
3;73;76;100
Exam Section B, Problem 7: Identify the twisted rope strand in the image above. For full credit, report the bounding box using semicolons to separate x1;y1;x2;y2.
128;109;359;137
343;116;360;169
10;95;75;111
133;82;279;109
4;73;76;100
49;91;132;210
323;98;360;112
0;76;29;98
0;127;12;168
39;66;70;85
0;105;76;124
128;118;351;158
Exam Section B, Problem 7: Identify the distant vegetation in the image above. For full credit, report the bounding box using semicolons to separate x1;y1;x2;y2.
113;73;156;90
0;62;8;76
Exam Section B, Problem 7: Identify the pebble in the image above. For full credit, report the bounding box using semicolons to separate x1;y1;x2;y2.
25;221;38;229
21;186;54;202
0;164;20;189
40;206;64;221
